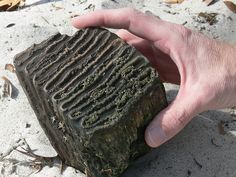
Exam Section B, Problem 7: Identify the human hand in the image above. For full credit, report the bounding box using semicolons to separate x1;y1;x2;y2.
72;8;236;148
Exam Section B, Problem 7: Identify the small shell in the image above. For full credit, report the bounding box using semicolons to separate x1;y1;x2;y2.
0;76;12;98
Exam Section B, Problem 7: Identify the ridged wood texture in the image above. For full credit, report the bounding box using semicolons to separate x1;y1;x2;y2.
14;28;167;177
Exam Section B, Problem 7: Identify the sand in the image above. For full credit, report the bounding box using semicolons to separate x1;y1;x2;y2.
0;0;236;177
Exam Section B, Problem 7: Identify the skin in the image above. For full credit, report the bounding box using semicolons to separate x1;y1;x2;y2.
72;8;236;148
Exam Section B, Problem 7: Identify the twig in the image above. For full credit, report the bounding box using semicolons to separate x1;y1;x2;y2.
0;139;62;174
0;139;24;160
193;157;203;169
41;16;50;24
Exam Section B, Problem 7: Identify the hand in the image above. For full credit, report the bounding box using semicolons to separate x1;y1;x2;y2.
72;8;236;148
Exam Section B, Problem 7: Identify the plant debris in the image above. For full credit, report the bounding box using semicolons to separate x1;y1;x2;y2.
0;139;63;174
70;14;80;18
0;139;24;160
0;0;25;11
25;123;31;128
198;12;218;25
163;9;179;15
41;16;49;24
5;64;15;73
203;0;216;6
84;3;95;11
187;170;192;176
5;23;15;28
224;0;236;13
182;21;188;25
193;157;203;169
111;0;118;3
32;24;40;28
0;76;12;99
163;0;184;4
15;147;59;173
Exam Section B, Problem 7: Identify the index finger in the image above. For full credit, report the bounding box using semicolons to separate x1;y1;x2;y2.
72;8;175;43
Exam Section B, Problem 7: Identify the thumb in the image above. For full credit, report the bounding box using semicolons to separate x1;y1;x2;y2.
145;91;200;148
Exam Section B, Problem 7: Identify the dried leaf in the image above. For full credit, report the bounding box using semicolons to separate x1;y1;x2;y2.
41;16;49;24
163;0;184;4
0;76;12;98
0;0;25;11
198;12;218;25
224;0;236;13
5;64;15;73
203;0;215;6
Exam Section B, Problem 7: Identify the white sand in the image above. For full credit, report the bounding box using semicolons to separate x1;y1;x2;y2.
0;0;236;177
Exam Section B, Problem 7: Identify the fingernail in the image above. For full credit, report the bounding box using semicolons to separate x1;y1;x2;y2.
145;124;166;148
